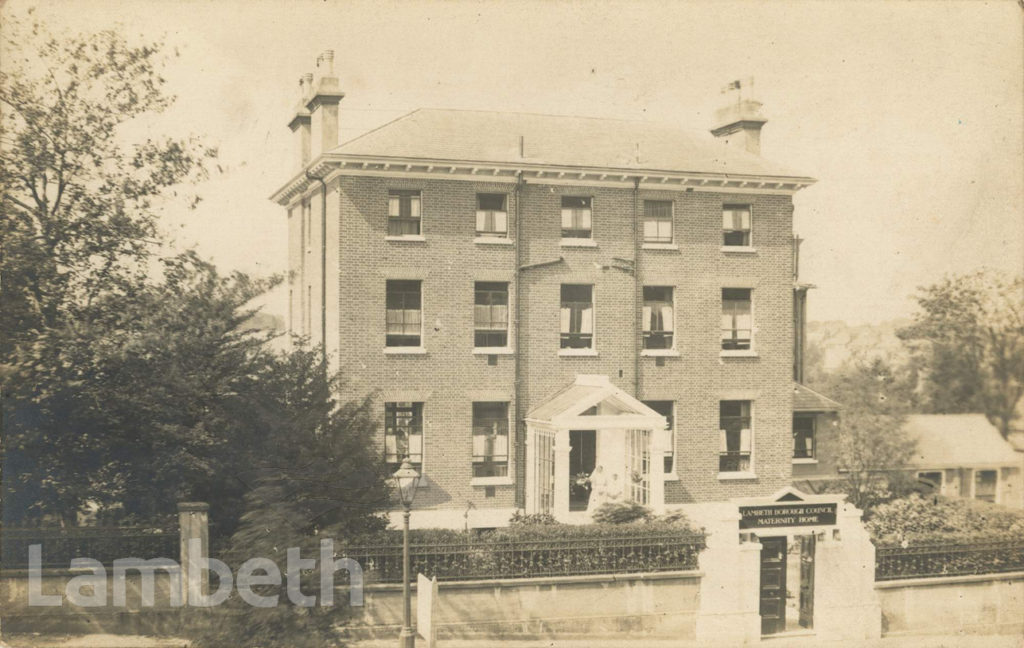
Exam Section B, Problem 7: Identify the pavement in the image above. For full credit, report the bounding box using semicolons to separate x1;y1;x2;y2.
2;634;1021;648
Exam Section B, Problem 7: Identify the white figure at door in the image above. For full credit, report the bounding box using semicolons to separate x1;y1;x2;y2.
587;465;608;513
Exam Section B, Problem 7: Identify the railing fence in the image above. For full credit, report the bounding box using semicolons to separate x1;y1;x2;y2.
1;526;180;569
875;540;1024;581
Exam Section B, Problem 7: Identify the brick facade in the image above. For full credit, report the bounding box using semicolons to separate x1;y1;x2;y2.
287;173;798;515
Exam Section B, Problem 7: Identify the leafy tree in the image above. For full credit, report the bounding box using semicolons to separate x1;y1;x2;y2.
0;11;215;362
807;358;918;511
899;270;1024;438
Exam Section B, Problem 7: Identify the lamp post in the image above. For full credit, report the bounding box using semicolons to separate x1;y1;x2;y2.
393;457;421;648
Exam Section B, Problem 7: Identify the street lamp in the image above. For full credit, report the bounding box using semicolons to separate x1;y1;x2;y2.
393;457;421;648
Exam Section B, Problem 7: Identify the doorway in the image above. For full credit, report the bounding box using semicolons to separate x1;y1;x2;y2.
569;430;596;511
761;534;816;635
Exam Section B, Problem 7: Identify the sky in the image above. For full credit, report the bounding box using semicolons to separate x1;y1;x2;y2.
5;0;1022;325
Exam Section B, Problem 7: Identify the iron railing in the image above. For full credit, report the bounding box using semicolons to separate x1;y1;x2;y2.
875;540;1024;581
341;533;706;584
1;526;179;569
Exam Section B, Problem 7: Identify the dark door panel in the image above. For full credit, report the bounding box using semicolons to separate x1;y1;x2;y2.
759;536;787;635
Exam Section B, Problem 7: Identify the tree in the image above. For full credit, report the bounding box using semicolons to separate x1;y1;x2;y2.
807;358;918;511
899;270;1024;438
0;11;215;362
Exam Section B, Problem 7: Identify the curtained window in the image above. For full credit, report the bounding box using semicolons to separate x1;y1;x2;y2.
476;194;508;237
719;400;752;472
722;205;751;246
560;196;592;238
792;415;815;459
385;280;422;347
474;282;509;348
388;190;422;236
721;288;752;350
560;284;594;349
642;286;674;349
472;402;509;478
643;200;673;243
385;402;423;471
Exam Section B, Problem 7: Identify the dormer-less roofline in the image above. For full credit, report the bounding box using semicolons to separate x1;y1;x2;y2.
270;153;816;205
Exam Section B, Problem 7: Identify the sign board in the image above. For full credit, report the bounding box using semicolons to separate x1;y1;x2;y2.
738;502;837;529
416;573;438;648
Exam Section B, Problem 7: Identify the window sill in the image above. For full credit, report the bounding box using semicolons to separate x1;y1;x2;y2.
642;243;679;251
560;239;598;248
470;476;514;487
474;236;513;246
385;235;426;242
721;245;756;254
641;349;680;357
792;458;819;465
558;348;599;357
383;347;427;355
718;471;757;481
720;350;758;358
473;347;514;355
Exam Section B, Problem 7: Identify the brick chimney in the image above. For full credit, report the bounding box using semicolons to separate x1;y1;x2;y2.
287;74;312;169
710;98;767;156
307;50;345;161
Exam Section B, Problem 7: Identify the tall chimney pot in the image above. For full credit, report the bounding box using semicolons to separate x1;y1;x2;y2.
711;99;768;156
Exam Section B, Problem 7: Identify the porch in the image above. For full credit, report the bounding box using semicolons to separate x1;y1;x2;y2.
524;375;670;522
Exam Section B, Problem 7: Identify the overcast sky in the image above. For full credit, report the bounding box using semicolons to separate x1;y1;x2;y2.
7;0;1023;325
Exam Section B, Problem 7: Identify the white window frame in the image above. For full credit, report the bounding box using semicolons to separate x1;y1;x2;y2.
475;193;509;240
718;400;756;479
384;401;425;474
558;283;598;356
385;189;425;241
641;285;678;356
722;204;753;250
720;287;757;357
473;281;511;353
642;199;676;249
560;196;596;246
470;401;513;486
384;279;426;353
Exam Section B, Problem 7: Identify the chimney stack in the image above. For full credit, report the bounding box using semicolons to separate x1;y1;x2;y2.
710;98;767;156
288;51;345;169
307;50;344;161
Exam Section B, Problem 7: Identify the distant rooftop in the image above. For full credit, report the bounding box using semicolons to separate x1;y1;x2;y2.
329;108;811;180
904;414;1020;468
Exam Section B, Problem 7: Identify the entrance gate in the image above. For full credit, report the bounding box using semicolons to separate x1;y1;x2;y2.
758;537;787;635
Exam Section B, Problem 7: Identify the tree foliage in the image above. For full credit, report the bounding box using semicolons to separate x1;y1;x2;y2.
0;11;216;362
898;270;1024;438
806;358;918;511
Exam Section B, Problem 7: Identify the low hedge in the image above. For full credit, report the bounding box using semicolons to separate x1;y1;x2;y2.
868;493;1024;545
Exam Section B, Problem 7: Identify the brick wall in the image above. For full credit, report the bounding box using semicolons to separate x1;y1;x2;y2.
294;173;798;514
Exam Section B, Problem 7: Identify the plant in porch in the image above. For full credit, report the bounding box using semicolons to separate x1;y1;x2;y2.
590;500;652;524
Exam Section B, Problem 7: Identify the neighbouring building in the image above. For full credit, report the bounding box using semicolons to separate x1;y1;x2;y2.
271;52;882;643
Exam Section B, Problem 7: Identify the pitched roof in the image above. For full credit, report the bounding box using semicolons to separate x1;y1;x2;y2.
330;108;810;179
793;383;842;412
904;414;1021;468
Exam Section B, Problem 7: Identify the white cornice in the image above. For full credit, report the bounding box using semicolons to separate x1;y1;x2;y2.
270;154;817;206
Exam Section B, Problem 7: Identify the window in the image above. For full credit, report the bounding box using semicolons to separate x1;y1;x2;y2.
476;194;508;238
561;196;592;239
385;280;422;347
793;415;815;459
642;286;674;350
917;471;943;491
719;401;752;473
723;205;751;246
472;402;509;478
721;288;752;351
644;400;675;474
474;282;509;348
643;200;673;244
974;470;997;503
560;284;594;349
388;190;421;236
385;402;423;471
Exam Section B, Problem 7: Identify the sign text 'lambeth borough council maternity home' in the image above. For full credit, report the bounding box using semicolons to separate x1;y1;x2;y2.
738;503;838;529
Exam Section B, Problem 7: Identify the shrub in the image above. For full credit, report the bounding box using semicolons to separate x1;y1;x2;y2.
508;511;558;527
867;494;1024;544
591;500;652;524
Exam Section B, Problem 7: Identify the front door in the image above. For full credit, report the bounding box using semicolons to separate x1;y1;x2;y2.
569;430;596;511
799;535;815;629
759;536;787;635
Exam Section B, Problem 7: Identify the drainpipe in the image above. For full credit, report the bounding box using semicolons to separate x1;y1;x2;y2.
306;170;328;366
633;176;641;397
514;170;526;509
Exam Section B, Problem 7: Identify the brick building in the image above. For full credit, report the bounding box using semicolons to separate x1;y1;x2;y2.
272;52;821;529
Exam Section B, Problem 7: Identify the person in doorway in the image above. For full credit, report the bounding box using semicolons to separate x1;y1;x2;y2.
587;465;608;513
607;473;623;502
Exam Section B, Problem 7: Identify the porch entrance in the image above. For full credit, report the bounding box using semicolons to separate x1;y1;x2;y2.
569;430;596;511
758;534;816;636
524;375;670;520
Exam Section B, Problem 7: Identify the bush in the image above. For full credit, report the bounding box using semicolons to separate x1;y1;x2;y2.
508;511;558;527
867;494;1024;544
591;500;652;524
